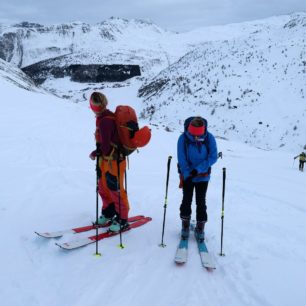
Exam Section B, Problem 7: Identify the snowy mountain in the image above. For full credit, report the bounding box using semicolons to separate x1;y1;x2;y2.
139;12;306;150
0;19;162;64
0;18;184;101
0;18;176;76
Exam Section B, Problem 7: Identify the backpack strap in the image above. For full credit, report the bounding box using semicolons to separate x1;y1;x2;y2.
183;134;209;156
97;114;124;161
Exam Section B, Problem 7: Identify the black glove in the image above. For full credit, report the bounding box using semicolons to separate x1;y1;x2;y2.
190;169;198;177
95;148;102;157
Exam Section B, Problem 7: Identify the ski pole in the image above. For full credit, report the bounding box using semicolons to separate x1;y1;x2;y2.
117;155;124;249
159;156;172;247
94;149;101;257
219;167;226;256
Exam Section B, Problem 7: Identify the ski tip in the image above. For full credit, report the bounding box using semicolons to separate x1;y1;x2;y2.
55;242;70;250
35;231;53;238
35;231;63;239
35;231;45;237
205;266;216;271
174;260;186;265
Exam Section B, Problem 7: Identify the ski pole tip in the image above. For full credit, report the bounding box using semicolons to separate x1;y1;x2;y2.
117;244;125;249
159;243;167;248
93;252;102;258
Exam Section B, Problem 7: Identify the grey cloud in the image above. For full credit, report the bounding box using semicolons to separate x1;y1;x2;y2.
0;0;306;31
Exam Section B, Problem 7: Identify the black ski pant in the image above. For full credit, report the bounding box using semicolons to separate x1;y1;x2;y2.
180;179;209;222
299;161;305;171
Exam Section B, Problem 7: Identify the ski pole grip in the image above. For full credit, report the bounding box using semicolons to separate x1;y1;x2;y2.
165;156;172;201
222;167;226;189
166;156;172;187
167;156;172;170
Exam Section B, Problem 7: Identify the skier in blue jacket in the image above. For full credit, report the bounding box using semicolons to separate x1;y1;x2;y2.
177;116;218;242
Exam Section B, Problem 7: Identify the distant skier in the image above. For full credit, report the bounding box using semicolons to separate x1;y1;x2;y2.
89;92;130;232
177;117;218;242
294;152;306;172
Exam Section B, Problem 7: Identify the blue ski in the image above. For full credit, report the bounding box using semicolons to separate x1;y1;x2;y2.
191;223;215;269
174;237;188;264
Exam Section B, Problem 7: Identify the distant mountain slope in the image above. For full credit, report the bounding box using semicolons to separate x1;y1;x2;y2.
0;18;174;75
0;58;41;92
139;12;306;150
0;15;295;76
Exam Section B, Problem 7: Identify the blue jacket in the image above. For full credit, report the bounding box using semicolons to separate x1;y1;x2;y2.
177;130;218;182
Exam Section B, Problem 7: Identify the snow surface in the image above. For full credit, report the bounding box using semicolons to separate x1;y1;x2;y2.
1;64;306;306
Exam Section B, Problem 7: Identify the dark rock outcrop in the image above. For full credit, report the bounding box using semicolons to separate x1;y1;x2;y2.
22;62;141;85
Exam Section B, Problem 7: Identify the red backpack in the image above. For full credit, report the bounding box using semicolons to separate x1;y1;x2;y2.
114;105;151;156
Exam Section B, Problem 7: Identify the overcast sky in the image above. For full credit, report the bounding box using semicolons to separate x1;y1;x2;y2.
1;0;306;31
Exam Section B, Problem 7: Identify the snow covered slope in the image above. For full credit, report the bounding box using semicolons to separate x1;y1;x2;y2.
139;12;306;150
1;54;306;306
0;58;41;92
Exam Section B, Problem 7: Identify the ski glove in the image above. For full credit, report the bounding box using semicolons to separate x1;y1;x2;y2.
89;149;102;160
190;169;198;177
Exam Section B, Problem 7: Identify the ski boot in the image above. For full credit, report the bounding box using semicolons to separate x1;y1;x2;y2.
194;221;205;243
181;217;191;239
96;215;114;226
109;218;129;233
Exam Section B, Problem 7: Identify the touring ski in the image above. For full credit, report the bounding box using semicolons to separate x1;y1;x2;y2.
35;215;145;238
174;237;188;264
191;223;215;269
55;217;152;250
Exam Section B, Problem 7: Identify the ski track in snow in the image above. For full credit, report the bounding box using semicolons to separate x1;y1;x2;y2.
1;73;306;306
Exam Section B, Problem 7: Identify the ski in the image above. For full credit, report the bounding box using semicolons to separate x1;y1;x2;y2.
174;238;188;264
55;217;152;250
35;215;145;238
191;223;215;269
195;238;215;269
